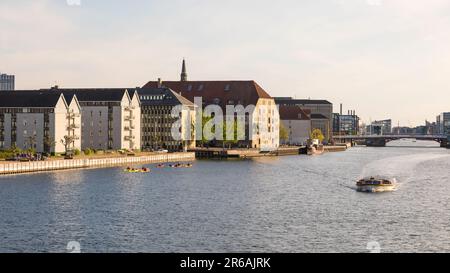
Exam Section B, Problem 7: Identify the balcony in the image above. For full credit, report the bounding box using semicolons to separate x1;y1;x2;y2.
67;112;81;118
124;125;136;131
67;124;80;130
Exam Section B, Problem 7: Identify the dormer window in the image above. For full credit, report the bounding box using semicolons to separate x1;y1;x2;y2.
187;85;193;91
198;84;204;91
224;84;231;91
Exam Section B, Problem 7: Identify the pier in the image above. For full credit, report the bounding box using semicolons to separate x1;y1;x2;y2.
191;147;303;159
0;152;195;175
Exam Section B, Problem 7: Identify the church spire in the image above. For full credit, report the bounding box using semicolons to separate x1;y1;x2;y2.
180;59;188;82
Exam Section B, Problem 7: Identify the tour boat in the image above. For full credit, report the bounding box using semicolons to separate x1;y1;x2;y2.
356;177;396;193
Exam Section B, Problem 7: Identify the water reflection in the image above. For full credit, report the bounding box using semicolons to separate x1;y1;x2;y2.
0;140;449;252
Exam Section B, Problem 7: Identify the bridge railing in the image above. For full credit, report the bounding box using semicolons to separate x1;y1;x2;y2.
333;134;447;139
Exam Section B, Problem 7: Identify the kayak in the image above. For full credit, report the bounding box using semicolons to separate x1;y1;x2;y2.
124;169;151;173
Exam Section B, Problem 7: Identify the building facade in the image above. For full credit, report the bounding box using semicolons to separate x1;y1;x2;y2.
275;97;333;141
372;119;392;135
0;73;15;91
0;92;81;153
49;88;141;151
437;112;450;135
310;114;330;142
143;66;280;151
341;114;358;135
138;87;196;152
279;105;311;145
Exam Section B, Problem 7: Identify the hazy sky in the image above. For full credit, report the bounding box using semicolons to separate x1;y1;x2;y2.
1;0;450;126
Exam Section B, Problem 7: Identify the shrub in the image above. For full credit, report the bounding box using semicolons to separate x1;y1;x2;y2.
0;147;22;159
73;149;81;156
83;148;93;156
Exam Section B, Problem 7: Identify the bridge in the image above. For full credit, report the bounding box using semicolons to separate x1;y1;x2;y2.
333;134;450;147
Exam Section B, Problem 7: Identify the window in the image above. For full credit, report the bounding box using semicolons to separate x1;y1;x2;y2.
198;84;204;91
225;84;231;91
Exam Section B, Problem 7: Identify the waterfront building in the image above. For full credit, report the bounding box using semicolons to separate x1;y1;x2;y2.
425;120;438;135
367;124;384;135
47;88;141;151
274;97;333;141
279;105;311;145
332;113;340;135
437;113;450;135
371;119;392;135
334;113;360;136
143;61;280;151
0;91;81;153
138;87;196;152
310;113;330;142
0;73;15;91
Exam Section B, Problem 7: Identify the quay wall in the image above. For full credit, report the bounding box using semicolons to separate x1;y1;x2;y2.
324;146;348;152
0;152;195;175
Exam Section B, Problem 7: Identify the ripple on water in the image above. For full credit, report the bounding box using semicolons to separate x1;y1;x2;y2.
0;140;449;252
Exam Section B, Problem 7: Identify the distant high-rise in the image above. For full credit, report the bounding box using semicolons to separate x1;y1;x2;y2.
438;113;450;135
0;73;15;91
180;59;188;82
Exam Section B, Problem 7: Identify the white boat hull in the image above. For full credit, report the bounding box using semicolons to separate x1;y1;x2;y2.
357;185;396;193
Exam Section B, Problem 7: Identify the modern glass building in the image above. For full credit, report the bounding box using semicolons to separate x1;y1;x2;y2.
438;112;450;135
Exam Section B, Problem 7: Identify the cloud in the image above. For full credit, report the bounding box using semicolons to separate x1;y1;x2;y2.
1;0;450;125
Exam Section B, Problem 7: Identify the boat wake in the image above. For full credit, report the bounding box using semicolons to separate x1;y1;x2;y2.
359;153;450;189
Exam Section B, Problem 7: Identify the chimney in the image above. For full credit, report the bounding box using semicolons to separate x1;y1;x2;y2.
157;78;162;88
340;104;343;116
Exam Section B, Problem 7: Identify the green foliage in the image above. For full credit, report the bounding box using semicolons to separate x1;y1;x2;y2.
201;113;243;145
83;148;94;156
222;119;241;145
73;149;81;156
310;128;325;143
279;123;289;142
0;147;23;159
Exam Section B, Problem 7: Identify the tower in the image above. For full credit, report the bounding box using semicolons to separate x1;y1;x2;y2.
180;59;188;82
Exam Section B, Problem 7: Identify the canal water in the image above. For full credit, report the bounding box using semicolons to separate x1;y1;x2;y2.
0;140;449;253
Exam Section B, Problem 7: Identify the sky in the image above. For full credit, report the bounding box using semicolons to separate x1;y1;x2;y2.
1;0;450;126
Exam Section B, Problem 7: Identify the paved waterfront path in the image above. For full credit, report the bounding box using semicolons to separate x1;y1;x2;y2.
0;152;195;175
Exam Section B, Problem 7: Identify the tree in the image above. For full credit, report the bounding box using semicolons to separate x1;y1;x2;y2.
44;136;56;153
222;119;242;148
201;114;213;145
279;123;289;143
61;135;76;154
310;129;325;143
26;135;37;155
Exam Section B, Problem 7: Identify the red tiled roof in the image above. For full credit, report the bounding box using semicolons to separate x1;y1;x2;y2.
279;105;311;120
142;81;272;107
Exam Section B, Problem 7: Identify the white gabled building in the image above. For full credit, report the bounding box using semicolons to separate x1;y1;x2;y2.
50;88;141;151
0;91;81;153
